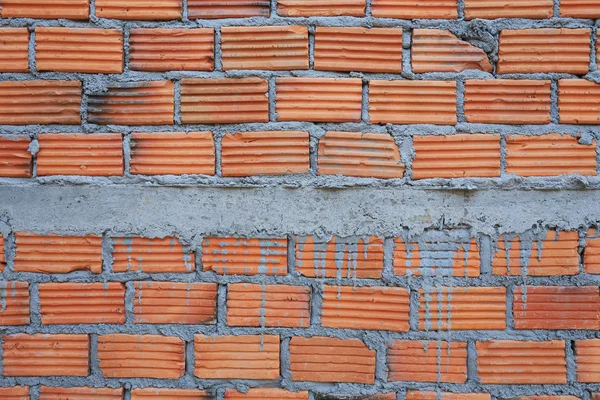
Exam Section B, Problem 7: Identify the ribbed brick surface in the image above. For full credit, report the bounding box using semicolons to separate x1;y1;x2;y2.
0;386;30;400
585;229;600;274
0;28;29;72
559;79;600;124
277;0;366;16
0;136;33;178
464;0;553;18
0;0;89;19
39;386;123;400
111;236;195;273
576;339;600;382
371;0;457;18
131;388;214;399
188;0;270;18
561;0;600;17
202;237;288;275
225;389;309;399
0;282;30;326
95;0;182;19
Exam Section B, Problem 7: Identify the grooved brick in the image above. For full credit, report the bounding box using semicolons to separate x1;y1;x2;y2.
134;281;218;324
130;132;215;176
0;282;30;326
506;134;597;177
371;0;457;18
295;235;384;278
0;136;33;178
194;334;280;379
276;78;362;122
225;389;309;399
477;340;567;384
35;27;123;73
412;29;492;73
0;386;29;400
111;236;195;273
0;80;81;125
585;229;600;274
98;334;185;379
464;0;553;19
321;285;410;331
39;282;125;325
2;334;89;377
289;336;376;383
221;26;308;71
407;392;491;400
131;388;214;399
221;131;310;177
387;340;468;383
39;386;123;400
188;0;270;18
227;283;311;327
314;27;403;73
465;80;551;124
369;80;457;125
95;0;182;20
88;81;174;125
129;28;214;72
36;133;124;177
0;0;89;19
576;339;600;382
181;78;269;124
498;29;591;74
317;132;404;179
277;0;366;16
0;28;29;72
14;233;103;274
561;0;600;17
559;79;600;124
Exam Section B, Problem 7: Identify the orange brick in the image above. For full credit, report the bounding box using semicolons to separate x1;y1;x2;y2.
465;80;551;124
222;131;309;177
0;28;29;72
194;334;280;380
407;392;491;400
0;282;30;326
322;285;409;331
278;0;366;16
464;0;553;19
276;78;362;122
88;81;174;125
202;237;287;276
0;136;33;178
0;234;4;272
39;282;125;325
98;334;185;379
585;229;600;274
514;286;600;330
372;0;457;18
39;386;123;400
317;132;404;179
129;28;214;72
296;235;384;278
188;0;270;18
498;29;590;74
0;0;89;19
227;283;311;327
507;134;596;177
477;340;566;384
131;388;213;399
130;132;215;176
561;0;600;17
492;231;579;276
222;26;308;71
0;386;29;400
37;133;123;177
112;236;195;273
370;80;457;125
290;336;376;383
559;79;600;124
314;27;402;73
2;334;89;377
181;78;268;124
387;340;467;383
412;29;492;73
134;281;217;324
14;233;102;274
95;0;181;19
576;339;600;382
35;27;123;73
225;389;309;399
0;80;81;125
413;134;500;179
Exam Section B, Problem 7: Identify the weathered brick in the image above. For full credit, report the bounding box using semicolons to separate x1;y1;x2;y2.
0;28;29;72
464;0;553;19
194;334;280;379
188;0;270;18
98;334;185;379
0;0;89;19
559;79;600;124
407;392;491;400
225;389;309;399
131;388;214;399
0;386;29;400
290;336;376;383
576;339;600;382
504;397;579;400
477;340;566;384
0;282;30;326
95;0;182;19
371;0;457;18
278;0;366;16
0;136;33;178
585;229;600;274
39;386;123;400
561;0;600;17
0;235;4;272
111;236;195;273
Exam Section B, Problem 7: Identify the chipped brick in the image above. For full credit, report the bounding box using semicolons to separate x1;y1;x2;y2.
0;136;33;178
0;28;29;72
111;236;195;273
0;282;30;326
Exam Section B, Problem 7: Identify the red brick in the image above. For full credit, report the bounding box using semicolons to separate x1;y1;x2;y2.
222;131;310;177
585;229;600;274
227;283;311;327
407;392;490;400
372;0;457;18
290;336;376;383
134;281;218;324
370;80;457;125
37;133;123;177
0;386;29;399
477;340;566;384
0;282;30;326
387;340;467;383
2;334;89;377
129;28;214;72
0;80;81;125
95;0;181;19
465;80;551;124
131;388;214;399
559;79;600;124
188;0;270;18
498;29;590;74
0;0;89;19
412;29;492;73
35;27;123;73
202;237;287;276
98;334;185;379
181;78;269;124
296;235;384;278
225;389;309;399
111;236;195;273
561;0;600;17
322;285;409;331
14;233;102;274
576;339;600;382
39;386;123;400
0;28;29;72
278;0;366;16
464;0;553;19
194;334;280;380
314;27;402;73
0;136;33;178
222;26;308;71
